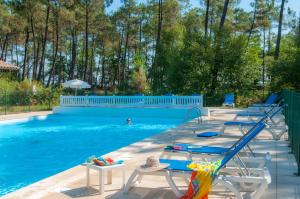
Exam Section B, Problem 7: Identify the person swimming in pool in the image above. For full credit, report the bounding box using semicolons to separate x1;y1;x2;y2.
126;118;132;125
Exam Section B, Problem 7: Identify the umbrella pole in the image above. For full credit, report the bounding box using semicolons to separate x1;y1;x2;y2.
75;88;77;96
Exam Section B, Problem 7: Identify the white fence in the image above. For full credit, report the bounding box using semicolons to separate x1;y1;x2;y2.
60;95;203;107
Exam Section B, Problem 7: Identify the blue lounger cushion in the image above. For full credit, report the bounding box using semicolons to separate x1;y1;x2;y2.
164;143;229;154
252;94;277;107
159;159;192;171
196;131;220;137
237;112;265;117
187;146;229;154
224;121;257;126
252;104;274;107
161;122;266;174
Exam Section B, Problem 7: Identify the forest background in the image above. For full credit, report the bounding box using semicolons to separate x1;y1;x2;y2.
0;0;299;108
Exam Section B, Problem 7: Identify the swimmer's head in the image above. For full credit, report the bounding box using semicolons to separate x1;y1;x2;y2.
126;118;132;124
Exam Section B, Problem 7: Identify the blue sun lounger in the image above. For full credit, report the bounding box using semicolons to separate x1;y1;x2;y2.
233;102;283;121
223;93;235;108
195;106;275;138
163;118;268;163
124;122;270;199
196;120;262;138
223;106;286;139
196;105;285;139
234;98;283;120
251;93;278;107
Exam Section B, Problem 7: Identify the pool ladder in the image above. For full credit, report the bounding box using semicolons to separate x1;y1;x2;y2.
184;106;203;124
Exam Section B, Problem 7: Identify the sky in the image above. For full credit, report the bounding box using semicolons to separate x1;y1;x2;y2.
106;0;300;15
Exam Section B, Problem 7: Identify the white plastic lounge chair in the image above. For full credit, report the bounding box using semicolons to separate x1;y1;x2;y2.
233;103;284;121
224;106;287;140
196;105;284;139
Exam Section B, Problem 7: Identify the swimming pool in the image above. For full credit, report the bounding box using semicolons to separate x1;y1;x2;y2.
0;107;193;196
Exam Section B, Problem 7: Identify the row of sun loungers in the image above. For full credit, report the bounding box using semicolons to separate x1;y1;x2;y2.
123;93;286;198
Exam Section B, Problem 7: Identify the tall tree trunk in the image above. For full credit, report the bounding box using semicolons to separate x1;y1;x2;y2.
47;17;59;87
95;53;101;86
219;0;230;31
80;39;85;79
57;51;63;85
37;0;50;83
3;40;8;61
210;0;230;94
152;0;163;91
83;2;89;81
268;25;271;52
247;0;257;46
274;0;285;60
123;24;130;85
139;15;143;51
116;26;125;86
100;47;105;88
69;29;77;80
30;15;37;80
22;28;29;80
11;43;14;63
297;18;300;49
204;0;210;37
262;26;266;86
89;34;96;85
0;34;8;60
15;36;19;67
33;40;41;80
209;7;213;38
26;54;30;79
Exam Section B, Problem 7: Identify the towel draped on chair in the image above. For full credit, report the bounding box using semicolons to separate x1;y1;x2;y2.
181;160;221;199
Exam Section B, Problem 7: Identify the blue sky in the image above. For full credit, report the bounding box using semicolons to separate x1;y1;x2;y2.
239;0;300;12
107;0;300;15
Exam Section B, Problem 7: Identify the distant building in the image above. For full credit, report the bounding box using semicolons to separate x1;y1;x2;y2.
0;60;19;78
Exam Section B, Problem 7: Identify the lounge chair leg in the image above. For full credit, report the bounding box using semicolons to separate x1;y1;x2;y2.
137;174;143;183
251;179;268;199
165;171;184;198
268;127;287;140
215;177;242;199
99;170;104;194
220;125;226;133
124;170;139;193
122;167;126;188
276;130;287;140
86;167;90;187
183;177;190;185
107;170;112;184
233;115;238;121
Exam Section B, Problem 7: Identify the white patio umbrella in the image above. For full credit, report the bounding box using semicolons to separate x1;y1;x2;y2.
62;79;91;95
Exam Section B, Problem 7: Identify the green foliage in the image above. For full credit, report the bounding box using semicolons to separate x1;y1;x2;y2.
130;53;149;93
269;33;300;91
0;78;61;109
0;0;299;107
235;93;264;107
163;23;261;95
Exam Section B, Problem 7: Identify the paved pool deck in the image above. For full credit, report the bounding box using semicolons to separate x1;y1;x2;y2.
0;111;52;121
2;109;300;199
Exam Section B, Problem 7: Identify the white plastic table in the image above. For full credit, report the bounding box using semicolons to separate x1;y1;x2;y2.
83;163;126;194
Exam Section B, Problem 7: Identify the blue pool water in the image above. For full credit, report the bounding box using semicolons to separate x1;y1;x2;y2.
0;108;187;196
